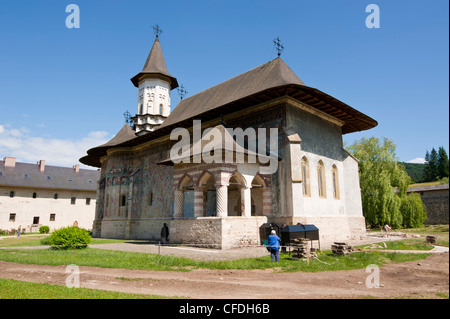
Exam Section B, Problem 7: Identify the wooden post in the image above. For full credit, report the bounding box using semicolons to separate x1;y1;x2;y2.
306;241;309;266
158;241;161;257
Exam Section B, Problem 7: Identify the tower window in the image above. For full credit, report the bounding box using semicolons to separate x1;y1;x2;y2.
159;104;163;114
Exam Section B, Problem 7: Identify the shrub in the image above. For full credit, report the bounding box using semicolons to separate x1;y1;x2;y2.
400;193;427;228
48;226;91;249
40;236;52;245
39;226;50;234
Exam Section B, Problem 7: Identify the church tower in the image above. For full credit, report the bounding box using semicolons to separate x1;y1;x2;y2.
130;27;178;135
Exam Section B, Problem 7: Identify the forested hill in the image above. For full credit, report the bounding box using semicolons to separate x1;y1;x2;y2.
399;162;425;183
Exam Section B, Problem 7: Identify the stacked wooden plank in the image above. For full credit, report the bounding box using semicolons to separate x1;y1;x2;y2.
291;238;317;260
331;242;353;255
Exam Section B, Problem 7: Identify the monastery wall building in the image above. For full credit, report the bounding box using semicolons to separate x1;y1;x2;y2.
0;157;99;232
80;34;377;249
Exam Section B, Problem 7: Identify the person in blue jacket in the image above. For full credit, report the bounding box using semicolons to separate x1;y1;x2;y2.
268;230;281;262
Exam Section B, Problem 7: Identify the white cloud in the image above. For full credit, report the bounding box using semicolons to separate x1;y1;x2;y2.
0;123;110;168
407;157;426;164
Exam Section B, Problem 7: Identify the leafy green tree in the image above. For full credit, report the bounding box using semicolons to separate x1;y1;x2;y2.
400;193;427;228
347;137;411;228
437;146;449;179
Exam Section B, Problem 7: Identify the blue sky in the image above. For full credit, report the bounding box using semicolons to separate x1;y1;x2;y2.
0;0;448;167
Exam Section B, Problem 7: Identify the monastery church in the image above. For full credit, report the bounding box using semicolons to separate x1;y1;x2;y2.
80;33;377;249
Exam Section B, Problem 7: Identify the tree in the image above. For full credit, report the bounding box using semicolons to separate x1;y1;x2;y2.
400;193;427;228
347;137;412;228
423;147;449;182
437;146;449;179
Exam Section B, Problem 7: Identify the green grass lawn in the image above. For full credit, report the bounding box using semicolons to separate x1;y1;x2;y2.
0;225;445;273
0;227;444;299
0;278;173;299
0;246;431;273
0;235;138;248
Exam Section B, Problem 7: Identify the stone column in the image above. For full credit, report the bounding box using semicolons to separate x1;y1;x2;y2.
216;185;228;218
285;133;303;217
194;187;205;217
173;189;184;218
240;186;252;217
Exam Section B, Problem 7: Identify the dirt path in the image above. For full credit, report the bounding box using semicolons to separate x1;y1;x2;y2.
0;253;448;299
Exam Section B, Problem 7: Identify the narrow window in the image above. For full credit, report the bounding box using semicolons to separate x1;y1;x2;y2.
9;191;15;198
50;214;56;221
54;193;58;199
301;157;310;197
159;104;163;115
120;195;126;207
149;191;153;206
32;192;37;199
9;213;16;222
86;198;91;205
71;197;76;205
332;165;340;199
317;161;326;198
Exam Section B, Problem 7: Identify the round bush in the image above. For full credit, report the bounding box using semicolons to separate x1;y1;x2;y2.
39;226;50;234
48;226;91;249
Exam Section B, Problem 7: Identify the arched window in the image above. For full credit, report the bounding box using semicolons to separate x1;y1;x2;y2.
301;157;310;197
332;165;340;199
317;161;326;198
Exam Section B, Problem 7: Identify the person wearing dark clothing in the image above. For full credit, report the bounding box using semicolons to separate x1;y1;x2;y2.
268;230;281;262
160;223;169;244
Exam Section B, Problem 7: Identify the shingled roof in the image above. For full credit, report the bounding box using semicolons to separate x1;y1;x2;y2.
159;58;305;129
80;57;377;167
130;37;178;89
0;159;99;191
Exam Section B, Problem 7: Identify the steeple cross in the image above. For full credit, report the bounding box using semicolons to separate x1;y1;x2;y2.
153;24;163;38
123;110;132;125
273;36;284;58
177;85;188;100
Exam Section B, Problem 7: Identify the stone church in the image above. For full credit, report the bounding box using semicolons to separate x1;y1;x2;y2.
80;34;377;249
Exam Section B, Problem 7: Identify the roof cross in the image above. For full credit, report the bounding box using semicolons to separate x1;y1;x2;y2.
273;36;284;58
123;110;132;125
153;24;163;38
177;85;188;100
